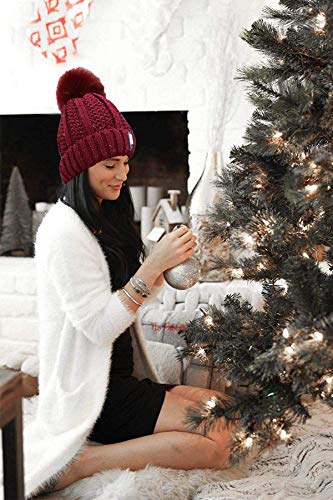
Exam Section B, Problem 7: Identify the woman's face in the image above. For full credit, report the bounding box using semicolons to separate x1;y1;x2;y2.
87;155;130;205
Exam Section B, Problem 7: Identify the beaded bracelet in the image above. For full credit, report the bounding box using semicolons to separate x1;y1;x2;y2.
121;287;142;306
132;276;152;295
129;277;150;298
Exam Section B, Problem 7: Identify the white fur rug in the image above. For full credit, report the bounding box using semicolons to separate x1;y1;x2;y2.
1;397;333;499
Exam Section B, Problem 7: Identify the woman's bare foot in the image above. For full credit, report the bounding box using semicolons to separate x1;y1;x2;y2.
51;443;94;492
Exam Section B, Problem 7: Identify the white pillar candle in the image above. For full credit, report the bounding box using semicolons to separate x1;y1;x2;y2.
141;206;155;253
35;202;48;212
147;186;163;208
129;186;146;221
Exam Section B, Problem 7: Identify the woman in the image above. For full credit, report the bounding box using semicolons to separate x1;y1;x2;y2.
28;67;235;498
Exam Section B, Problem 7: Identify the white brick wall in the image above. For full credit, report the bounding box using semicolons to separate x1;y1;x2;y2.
0;0;275;192
0;257;38;355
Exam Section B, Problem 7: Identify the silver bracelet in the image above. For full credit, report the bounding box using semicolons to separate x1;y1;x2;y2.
121;287;142;306
129;277;150;298
132;276;152;295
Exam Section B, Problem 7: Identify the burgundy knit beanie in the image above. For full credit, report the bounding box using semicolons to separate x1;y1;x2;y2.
56;67;136;185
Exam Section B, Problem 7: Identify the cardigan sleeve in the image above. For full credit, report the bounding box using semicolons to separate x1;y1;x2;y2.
40;231;138;346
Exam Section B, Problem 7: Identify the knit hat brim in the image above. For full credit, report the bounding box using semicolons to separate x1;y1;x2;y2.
59;127;136;184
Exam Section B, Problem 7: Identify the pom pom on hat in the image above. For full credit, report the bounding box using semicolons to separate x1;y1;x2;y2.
56;67;106;111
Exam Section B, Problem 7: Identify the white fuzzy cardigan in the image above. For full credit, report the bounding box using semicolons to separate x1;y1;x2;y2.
24;198;165;499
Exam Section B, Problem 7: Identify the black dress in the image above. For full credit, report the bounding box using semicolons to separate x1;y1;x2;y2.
87;326;178;444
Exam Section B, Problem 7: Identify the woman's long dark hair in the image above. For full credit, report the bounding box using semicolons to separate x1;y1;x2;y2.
56;170;146;292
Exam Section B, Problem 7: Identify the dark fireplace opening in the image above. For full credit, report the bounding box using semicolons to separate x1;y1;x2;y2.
0;111;189;219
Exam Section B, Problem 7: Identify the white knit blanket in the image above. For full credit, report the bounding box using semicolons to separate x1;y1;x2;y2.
1;398;332;500
195;401;333;500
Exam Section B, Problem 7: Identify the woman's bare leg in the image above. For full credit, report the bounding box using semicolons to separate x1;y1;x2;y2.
55;427;229;491
55;386;236;491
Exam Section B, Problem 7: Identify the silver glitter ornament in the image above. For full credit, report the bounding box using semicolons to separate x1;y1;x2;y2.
163;256;201;289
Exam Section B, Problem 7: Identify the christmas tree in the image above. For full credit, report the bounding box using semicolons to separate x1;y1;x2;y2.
0;166;33;256
178;0;333;463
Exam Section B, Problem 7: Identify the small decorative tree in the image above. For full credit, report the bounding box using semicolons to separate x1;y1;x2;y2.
0;166;33;256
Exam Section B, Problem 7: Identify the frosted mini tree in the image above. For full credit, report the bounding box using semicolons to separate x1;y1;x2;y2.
0;166;33;256
177;0;333;463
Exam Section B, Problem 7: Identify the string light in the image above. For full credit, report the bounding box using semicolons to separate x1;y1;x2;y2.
205;397;218;409
195;347;208;361
314;12;326;33
284;345;295;356
279;429;291;441
277;33;287;43
242;233;256;248
270;131;283;144
244;436;254;448
305;184;319;195
204;315;214;327
302;252;310;258
312;331;324;342
309;161;319;171
282;328;290;339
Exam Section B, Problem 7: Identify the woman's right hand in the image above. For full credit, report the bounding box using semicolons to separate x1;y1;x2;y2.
149;225;197;274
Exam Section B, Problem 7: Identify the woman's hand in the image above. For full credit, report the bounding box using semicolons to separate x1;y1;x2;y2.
148;225;197;274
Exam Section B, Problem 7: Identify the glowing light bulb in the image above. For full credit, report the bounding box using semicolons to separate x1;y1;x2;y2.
204;315;214;327
305;184;319;194
195;347;208;363
284;346;294;356
312;331;324;342
279;429;291;441
242;233;255;247
325;376;333;386
302;252;310;258
273;131;283;140
206;397;217;409
315;13;326;30
283;328;289;339
244;437;253;448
